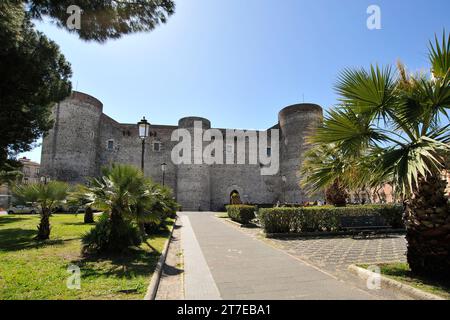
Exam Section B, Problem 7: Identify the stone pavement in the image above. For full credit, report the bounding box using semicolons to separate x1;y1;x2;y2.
178;212;392;300
181;214;221;299
269;234;407;273
225;220;407;275
155;218;184;300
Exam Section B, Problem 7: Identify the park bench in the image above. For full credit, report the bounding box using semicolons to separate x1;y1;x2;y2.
340;215;391;238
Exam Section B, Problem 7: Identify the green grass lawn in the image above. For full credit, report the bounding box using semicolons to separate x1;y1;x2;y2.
0;214;174;300
360;263;450;299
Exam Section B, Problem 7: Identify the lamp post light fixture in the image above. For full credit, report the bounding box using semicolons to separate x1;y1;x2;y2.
138;116;151;172
161;162;167;186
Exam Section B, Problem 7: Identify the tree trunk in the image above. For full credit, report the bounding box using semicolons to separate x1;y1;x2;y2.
84;207;94;223
138;222;147;241
404;174;450;278
37;208;51;240
325;179;348;207
109;208;124;251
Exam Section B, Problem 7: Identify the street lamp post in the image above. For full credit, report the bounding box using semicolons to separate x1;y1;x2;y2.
282;175;287;204
138;117;150;172
161;163;167;186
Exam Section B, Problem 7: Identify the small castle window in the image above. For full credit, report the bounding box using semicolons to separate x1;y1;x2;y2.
107;140;114;150
153;142;161;152
267;148;272;156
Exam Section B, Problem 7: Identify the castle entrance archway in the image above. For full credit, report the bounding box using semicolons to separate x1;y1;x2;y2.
230;190;242;204
226;185;244;205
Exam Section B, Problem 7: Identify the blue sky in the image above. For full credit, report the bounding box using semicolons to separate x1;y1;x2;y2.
21;0;450;162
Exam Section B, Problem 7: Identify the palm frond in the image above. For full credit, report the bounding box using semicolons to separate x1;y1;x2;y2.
335;65;397;120
312;107;387;156
429;30;450;79
380;137;449;194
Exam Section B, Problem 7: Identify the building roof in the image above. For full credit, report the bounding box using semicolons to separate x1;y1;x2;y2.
19;157;40;167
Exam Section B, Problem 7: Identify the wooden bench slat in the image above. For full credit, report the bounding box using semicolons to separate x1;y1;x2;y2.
339;215;392;237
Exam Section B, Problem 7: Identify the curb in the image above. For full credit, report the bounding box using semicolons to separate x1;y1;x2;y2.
348;264;445;300
221;217;259;229
144;216;178;300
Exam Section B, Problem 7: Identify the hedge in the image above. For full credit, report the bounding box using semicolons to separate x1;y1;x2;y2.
257;204;404;234
226;205;257;224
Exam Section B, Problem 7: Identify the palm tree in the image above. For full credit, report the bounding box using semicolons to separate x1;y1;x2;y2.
82;164;162;253
300;143;382;206
307;32;450;277
143;184;180;234
300;143;349;206
13;181;70;240
67;184;95;223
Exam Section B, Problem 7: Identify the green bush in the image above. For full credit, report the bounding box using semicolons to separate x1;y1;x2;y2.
144;186;180;234
226;205;256;224
82;214;142;253
258;204;403;234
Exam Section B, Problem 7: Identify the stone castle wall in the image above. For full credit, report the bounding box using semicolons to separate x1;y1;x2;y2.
40;91;323;211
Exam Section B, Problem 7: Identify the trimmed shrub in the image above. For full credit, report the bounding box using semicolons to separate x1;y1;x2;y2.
226;205;256;224
258;204;403;234
82;214;142;253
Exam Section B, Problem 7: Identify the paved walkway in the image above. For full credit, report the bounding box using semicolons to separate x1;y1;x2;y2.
270;234;407;272
155;219;184;300
229;221;407;274
180;212;385;300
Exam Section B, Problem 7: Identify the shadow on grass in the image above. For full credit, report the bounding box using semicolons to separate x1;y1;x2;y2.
381;264;450;297
0;228;80;252
61;221;96;226
0;216;29;226
0;228;37;250
77;247;160;280
75;220;175;281
146;220;175;240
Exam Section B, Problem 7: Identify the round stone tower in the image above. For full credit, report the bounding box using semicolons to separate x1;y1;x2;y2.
278;103;323;203
40;91;103;183
175;117;211;211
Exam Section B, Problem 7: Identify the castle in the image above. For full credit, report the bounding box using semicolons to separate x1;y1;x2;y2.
40;91;323;211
